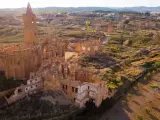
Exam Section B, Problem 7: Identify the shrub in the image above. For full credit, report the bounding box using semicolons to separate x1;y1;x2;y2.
152;70;156;74
136;115;144;120
145;107;151;114
127;93;133;97
142;62;154;69
124;20;130;24
122;100;127;104
143;77;147;80
147;72;151;77
153;61;160;67
149;83;158;88
107;82;118;89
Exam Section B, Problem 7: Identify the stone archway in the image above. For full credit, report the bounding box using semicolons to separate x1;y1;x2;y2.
0;58;5;75
85;98;96;109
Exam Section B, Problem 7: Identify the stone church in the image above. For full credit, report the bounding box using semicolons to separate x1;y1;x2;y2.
0;3;41;80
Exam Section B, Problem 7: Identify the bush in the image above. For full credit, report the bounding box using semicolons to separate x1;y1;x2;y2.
136;115;144;120
149;83;158;88
108;36;125;45
145;107;151;114
143;77;147;80
142;62;154;69
107;82;118;89
124;20;130;24
127;93;133;97
154;61;160;67
106;45;121;52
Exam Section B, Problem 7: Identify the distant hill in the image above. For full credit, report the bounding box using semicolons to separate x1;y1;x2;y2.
116;6;160;12
34;7;116;12
34;6;160;12
0;6;160;15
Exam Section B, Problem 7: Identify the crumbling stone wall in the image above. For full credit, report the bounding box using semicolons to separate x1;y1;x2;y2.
75;39;101;55
5;72;43;105
0;46;41;80
61;79;108;108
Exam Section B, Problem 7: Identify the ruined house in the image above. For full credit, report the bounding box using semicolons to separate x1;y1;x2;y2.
41;46;109;108
75;39;101;55
60;62;108;108
5;72;43;104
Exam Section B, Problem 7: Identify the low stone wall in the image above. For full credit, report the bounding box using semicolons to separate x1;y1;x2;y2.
0;88;15;98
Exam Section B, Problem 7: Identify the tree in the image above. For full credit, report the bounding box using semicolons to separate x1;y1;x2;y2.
85;19;90;32
124;20;130;24
145;11;150;16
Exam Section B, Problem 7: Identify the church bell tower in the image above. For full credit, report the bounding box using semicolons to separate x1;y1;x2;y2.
23;3;37;44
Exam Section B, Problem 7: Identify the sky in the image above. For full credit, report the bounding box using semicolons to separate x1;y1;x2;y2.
0;0;159;8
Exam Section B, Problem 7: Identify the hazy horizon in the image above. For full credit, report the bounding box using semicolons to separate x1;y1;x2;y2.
0;0;159;9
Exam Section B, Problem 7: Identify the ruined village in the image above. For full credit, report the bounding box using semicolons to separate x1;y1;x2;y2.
0;3;109;108
0;2;160;120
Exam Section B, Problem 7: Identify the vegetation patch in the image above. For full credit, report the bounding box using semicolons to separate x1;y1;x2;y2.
148;83;158;88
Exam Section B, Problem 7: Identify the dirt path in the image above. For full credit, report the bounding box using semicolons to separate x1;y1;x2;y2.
100;73;160;120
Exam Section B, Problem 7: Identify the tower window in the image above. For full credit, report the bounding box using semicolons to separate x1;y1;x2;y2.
62;85;65;89
18;89;22;93
72;87;74;92
75;88;78;93
17;60;20;65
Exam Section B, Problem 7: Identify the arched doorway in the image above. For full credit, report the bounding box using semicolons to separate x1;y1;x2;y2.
85;98;96;109
0;61;5;75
